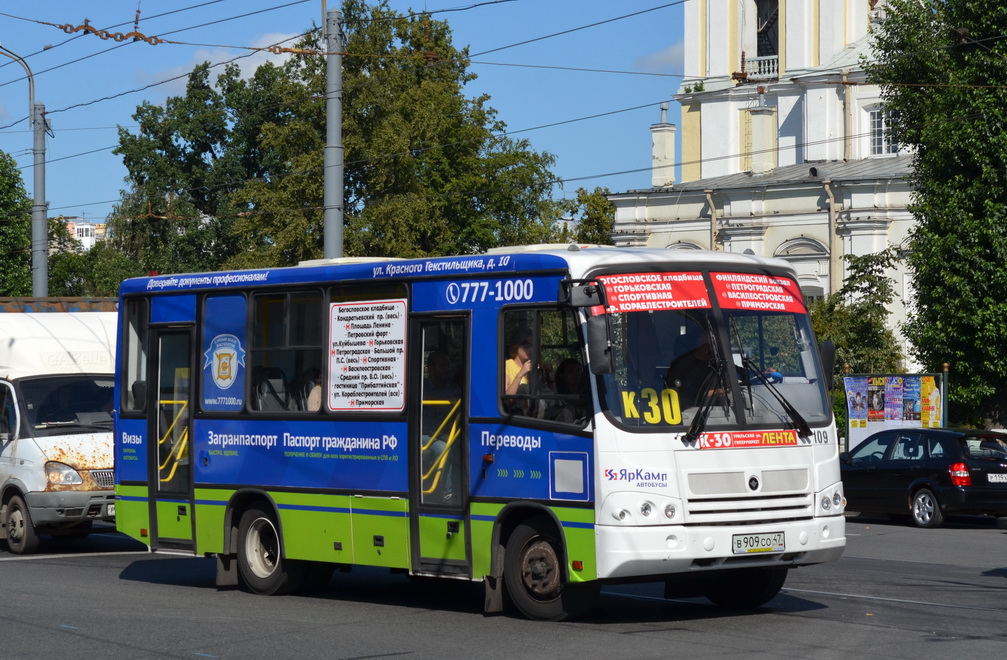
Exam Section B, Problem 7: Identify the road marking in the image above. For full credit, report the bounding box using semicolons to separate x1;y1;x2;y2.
0;550;151;561
783;587;1007;613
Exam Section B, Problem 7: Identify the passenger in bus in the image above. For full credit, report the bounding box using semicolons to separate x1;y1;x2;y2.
503;327;552;416
504;327;534;396
546;358;590;423
300;368;322;411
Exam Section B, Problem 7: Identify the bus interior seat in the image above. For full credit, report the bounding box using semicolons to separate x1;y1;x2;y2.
131;380;147;408
255;367;290;411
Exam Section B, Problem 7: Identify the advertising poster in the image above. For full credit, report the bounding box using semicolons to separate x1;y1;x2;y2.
884;376;904;421
903;377;922;421
201;295;247;412
846;376;868;428
921;375;942;428
846;373;944;451
867;377;885;422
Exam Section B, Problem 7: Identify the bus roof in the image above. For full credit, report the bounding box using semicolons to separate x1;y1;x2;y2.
119;245;797;296
0;312;117;380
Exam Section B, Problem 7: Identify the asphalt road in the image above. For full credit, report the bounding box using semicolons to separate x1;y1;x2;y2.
2;515;1005;659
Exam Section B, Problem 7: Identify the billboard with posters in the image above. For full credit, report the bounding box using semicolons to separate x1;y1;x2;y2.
844;373;945;451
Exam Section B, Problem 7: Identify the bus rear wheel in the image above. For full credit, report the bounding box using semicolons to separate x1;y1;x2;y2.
503;519;598;621
236;504;306;595
702;566;788;609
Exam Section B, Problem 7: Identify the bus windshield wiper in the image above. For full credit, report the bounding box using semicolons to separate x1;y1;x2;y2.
726;317;811;439
684;322;731;444
744;361;812;439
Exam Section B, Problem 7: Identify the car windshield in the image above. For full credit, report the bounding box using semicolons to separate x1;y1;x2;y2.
596;306;830;430
19;375;115;436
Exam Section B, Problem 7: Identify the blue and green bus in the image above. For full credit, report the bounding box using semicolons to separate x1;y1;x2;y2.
114;245;845;620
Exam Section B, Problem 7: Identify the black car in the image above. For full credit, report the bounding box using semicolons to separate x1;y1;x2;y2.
840;428;1007;528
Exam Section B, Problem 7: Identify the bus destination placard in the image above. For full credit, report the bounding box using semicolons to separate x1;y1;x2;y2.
593;272;710;314
710;273;806;313
328;299;406;411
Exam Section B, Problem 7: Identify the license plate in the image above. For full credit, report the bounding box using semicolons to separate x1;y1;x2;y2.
107;503;116;517
989;473;1007;483
732;532;785;554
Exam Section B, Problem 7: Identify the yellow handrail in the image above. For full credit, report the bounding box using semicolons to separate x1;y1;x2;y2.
159;426;188;482
420;399;460;452
158;400;188;446
422;418;461;494
158;399;189;482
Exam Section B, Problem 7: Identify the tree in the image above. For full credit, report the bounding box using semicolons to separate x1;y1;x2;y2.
864;0;1007;423
232;0;562;263
113;1;565;272
809;248;905;431
0;151;32;296
564;187;615;245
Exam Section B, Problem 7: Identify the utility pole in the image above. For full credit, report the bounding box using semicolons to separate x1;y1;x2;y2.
31;101;47;297
323;9;345;259
0;44;48;296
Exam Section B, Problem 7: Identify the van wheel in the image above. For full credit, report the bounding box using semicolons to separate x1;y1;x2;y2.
503;519;599;621
6;495;40;554
911;488;944;528
236;504;306;594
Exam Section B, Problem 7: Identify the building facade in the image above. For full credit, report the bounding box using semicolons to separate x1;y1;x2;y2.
610;0;915;365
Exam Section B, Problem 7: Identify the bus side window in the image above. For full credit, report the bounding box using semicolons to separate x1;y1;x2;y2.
501;307;590;425
249;291;322;414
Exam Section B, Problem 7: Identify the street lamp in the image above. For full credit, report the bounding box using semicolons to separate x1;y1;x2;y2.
0;43;47;298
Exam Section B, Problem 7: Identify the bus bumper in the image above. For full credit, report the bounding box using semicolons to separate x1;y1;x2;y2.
594;515;846;580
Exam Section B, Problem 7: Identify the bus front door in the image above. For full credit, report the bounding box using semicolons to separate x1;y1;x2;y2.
410;317;470;576
147;329;195;551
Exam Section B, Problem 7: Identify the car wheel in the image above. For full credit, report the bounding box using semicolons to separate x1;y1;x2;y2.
911;488;944;528
5;495;41;554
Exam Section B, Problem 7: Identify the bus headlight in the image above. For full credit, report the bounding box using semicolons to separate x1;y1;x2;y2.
815;482;844;516
601;493;682;526
46;461;83;486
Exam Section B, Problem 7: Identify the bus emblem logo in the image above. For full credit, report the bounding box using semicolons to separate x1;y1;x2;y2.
204;334;245;390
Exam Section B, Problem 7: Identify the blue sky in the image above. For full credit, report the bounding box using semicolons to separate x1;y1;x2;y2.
0;1;684;224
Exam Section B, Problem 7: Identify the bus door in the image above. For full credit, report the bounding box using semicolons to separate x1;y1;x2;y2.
147;328;195;551
410;316;470;575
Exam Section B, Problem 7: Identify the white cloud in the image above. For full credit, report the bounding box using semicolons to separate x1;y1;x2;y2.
636;43;684;74
131;32;301;100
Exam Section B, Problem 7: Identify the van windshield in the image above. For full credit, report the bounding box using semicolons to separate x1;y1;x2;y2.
19;375;115;436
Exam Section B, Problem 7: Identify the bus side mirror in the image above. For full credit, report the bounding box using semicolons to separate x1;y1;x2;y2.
586;315;613;375
562;279;607;308
818;340;836;392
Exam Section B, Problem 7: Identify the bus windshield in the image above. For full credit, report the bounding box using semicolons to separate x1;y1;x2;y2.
596;276;830;431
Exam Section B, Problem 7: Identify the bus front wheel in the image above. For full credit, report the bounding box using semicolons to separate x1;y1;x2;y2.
236;504;306;595
702;566;788;609
503;519;598;621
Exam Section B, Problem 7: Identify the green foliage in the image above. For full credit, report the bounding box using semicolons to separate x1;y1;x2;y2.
809;248;906;435
864;0;1007;423
563;187;615;245
113;0;564;271
808;248;905;378
0;151;32;296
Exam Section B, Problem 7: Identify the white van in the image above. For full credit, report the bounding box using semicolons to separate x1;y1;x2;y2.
0;312;117;553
